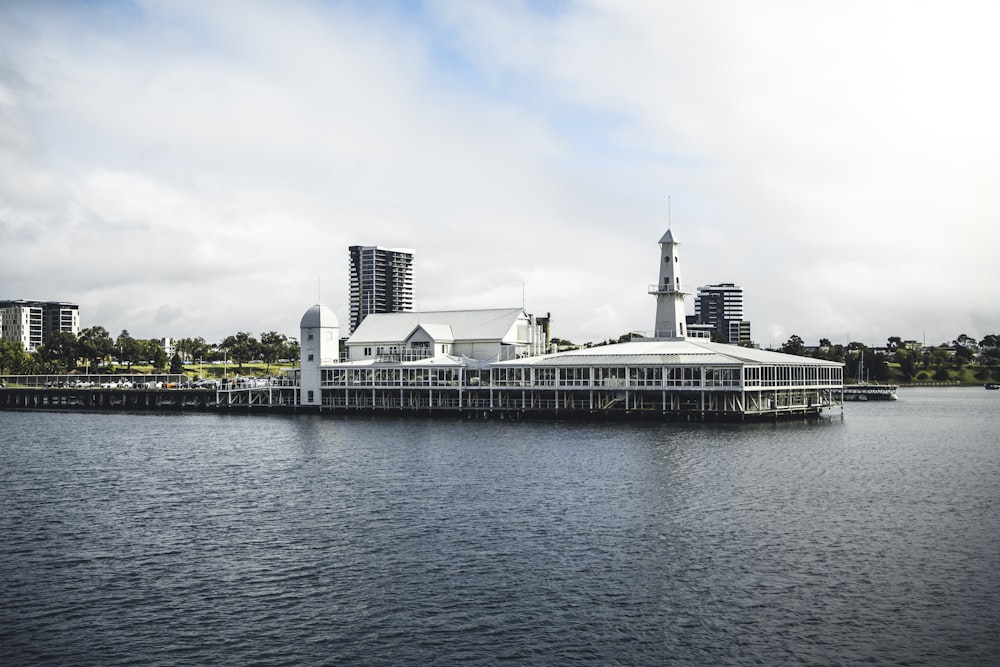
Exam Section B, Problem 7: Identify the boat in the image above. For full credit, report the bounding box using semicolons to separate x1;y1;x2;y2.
986;383;1000;390
844;384;898;401
843;354;898;401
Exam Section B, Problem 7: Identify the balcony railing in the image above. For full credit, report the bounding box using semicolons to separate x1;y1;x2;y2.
374;348;433;363
648;283;688;294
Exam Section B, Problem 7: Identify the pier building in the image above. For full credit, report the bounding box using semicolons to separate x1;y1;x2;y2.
285;227;843;420
1;228;843;420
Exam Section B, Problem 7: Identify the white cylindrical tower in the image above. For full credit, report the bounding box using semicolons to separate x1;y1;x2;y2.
299;303;339;407
651;228;689;339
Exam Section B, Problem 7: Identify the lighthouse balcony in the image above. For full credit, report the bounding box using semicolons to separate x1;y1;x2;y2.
648;283;689;295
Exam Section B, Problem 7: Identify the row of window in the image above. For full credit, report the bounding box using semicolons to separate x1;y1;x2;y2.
320;364;841;388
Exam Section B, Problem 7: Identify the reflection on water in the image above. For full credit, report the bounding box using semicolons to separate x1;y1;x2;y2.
1;388;998;665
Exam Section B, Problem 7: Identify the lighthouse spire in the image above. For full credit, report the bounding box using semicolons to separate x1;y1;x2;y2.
651;223;688;339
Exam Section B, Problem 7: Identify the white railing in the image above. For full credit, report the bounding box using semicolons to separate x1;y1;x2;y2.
648;283;688;294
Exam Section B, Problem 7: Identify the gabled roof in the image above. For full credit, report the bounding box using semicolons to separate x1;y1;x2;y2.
493;338;843;368
407;323;455;343
329;353;466;368
349;308;525;344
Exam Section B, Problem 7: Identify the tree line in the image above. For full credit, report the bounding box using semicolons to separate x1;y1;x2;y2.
778;333;1000;383
0;327;300;376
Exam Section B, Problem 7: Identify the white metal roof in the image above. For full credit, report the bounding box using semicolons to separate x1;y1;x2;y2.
348;308;525;344
300;303;339;329
409;323;455;343
329;353;466;368
493;338;843;368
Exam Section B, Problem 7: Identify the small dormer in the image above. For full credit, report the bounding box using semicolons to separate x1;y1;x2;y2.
405;323;454;359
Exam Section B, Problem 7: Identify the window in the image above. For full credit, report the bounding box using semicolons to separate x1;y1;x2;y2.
308;354;314;361
534;368;556;386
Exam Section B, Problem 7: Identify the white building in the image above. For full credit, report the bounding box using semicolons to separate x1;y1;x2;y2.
0;300;80;352
650;228;689;339
272;226;843;420
344;308;549;363
298;303;340;407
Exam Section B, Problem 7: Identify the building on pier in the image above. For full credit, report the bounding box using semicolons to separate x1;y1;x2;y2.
346;308;549;363
282;226;844;420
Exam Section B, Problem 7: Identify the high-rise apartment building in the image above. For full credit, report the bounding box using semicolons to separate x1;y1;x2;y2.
694;283;751;345
348;245;414;333
0;300;80;352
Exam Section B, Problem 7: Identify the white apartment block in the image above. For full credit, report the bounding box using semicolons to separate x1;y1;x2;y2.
0;300;80;352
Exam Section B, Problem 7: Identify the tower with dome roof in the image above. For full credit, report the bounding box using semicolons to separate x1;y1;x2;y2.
299;303;339;407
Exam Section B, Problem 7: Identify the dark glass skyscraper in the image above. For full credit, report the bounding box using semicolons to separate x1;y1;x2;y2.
348;245;414;333
694;283;751;345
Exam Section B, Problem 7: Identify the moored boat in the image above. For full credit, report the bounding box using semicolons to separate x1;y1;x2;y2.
844;354;898;401
844;384;898;401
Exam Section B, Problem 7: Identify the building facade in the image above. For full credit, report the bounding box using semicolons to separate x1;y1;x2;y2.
650;228;689;338
258;227;842;421
694;283;752;345
0;300;80;352
349;245;414;333
344;308;549;363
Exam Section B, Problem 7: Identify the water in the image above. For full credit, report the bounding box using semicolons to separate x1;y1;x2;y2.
1;388;998;665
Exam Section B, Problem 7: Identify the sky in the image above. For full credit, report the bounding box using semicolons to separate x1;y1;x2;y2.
1;0;998;348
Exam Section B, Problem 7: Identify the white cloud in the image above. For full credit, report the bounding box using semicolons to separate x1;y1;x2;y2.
0;0;998;347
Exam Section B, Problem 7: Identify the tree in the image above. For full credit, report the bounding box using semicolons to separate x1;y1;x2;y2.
169;352;184;374
221;332;259;371
116;330;141;370
36;331;79;372
0;339;31;374
980;334;999;348
282;338;300;363
780;334;805;356
259;331;287;373
149;342;169;371
78;326;114;371
954;333;977;350
953;346;974;365
175;336;210;363
895;348;917;381
887;336;903;352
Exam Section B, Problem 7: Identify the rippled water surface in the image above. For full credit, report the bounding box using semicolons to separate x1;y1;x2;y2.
2;388;998;665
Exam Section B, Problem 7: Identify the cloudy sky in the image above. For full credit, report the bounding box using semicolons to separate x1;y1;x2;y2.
2;0;997;348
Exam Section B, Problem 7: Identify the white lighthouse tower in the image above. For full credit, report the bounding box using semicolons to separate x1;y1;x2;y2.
651;227;688;339
299;303;339;407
